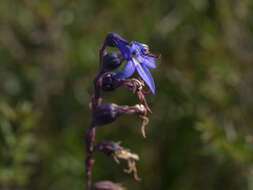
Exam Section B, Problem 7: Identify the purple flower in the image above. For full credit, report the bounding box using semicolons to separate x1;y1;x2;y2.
105;33;157;94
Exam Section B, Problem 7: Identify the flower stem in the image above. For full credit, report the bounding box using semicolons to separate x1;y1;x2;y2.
85;125;96;190
85;43;106;190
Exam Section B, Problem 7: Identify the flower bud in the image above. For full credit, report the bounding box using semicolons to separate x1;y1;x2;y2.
93;103;119;126
103;52;123;71
92;181;125;190
105;33;128;47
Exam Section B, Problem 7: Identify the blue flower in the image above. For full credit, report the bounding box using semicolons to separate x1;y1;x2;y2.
105;33;157;94
115;41;157;94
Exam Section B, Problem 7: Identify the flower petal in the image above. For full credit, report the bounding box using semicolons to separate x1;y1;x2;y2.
139;56;156;69
115;40;132;60
135;63;156;94
114;60;135;79
131;42;156;69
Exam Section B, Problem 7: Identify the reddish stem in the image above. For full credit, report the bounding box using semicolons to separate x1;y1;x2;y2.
85;125;96;190
85;43;107;190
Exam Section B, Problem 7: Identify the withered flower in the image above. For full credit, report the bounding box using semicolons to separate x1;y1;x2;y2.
94;141;140;181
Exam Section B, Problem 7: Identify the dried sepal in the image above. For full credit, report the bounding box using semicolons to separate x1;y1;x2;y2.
138;115;149;138
113;147;139;161
134;104;149;138
116;104;150;138
113;147;141;181
124;159;141;181
121;78;152;113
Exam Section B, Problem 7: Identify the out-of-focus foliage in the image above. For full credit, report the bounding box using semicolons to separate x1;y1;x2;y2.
1;0;253;189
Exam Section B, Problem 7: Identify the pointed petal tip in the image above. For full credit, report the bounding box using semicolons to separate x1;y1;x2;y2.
149;83;156;94
151;88;156;94
135;63;156;94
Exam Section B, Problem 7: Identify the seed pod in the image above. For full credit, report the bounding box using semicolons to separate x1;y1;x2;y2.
93;103;119;126
101;72;120;92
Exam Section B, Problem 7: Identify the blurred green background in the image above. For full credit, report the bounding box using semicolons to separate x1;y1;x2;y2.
1;0;253;189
